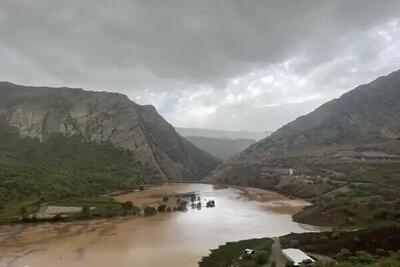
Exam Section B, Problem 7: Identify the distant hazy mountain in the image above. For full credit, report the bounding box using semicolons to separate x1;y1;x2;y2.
176;127;270;159
184;136;256;160
176;127;270;140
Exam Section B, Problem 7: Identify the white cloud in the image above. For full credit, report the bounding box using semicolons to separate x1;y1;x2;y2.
0;1;399;131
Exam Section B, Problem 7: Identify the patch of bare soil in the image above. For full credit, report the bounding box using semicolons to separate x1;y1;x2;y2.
237;186;312;214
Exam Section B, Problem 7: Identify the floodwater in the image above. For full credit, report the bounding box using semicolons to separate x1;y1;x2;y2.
0;183;321;267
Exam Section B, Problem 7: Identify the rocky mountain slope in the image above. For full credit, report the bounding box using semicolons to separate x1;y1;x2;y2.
208;70;400;226
0;82;220;181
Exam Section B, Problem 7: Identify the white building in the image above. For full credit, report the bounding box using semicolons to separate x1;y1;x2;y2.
244;249;254;255
282;248;315;266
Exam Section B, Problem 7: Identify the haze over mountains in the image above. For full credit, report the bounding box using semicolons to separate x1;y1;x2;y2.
182;136;256;160
176;128;269;141
176;128;270;160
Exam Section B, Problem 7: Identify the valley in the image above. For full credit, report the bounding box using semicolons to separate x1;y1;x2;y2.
0;71;400;267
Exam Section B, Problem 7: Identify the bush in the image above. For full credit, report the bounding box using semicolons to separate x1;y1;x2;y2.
376;248;386;256
289;239;300;248
355;251;374;264
157;204;166;212
19;206;27;215
144;206;157;216
82;205;90;218
122;201;134;211
336;248;352;261
162;196;169;202
319;236;329;244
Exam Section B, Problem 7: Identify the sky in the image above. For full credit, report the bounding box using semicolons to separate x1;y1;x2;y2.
1;1;400;132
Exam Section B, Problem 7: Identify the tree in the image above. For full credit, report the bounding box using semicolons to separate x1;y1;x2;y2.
176;200;188;211
289;239;299;248
144;206;157;216
122;201;134;211
19;206;27;215
355;251;374;264
82;205;90;218
336;248;351;261
206;200;215;208
162;196;169;202
157;204;166;212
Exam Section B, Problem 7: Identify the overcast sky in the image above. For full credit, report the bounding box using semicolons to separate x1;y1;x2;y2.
1;1;400;131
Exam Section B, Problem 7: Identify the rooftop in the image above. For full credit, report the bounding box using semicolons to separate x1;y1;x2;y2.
282;248;315;266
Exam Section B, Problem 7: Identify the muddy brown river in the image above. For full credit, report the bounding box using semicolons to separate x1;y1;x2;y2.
0;184;321;267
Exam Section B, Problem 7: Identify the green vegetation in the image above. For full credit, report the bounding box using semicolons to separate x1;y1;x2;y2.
316;251;400;267
50;196;141;218
157;204;167;212
144;206;157;216
281;227;400;267
0;120;160;221
199;238;273;267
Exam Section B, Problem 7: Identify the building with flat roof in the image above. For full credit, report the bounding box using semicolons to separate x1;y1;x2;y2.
282;248;315;266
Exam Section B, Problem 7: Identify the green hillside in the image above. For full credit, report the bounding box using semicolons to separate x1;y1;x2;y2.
0;118;160;218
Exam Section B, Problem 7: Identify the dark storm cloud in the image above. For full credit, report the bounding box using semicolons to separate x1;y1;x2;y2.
1;1;400;130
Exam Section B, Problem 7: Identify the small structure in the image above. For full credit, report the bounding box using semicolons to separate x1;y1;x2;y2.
282;248;315;266
289;168;294;176
244;249;255;255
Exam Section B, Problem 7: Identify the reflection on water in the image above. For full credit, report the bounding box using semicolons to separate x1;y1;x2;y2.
0;184;320;267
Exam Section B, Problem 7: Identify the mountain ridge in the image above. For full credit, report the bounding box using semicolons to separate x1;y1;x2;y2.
0;82;220;181
208;70;400;226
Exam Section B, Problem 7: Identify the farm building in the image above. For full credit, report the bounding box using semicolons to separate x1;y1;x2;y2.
282;248;315;266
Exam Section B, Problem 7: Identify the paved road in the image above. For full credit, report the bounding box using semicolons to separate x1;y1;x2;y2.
265;237;286;267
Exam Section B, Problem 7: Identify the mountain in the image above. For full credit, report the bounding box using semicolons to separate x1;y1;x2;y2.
176;127;269;141
183;136;256;160
176;128;270;160
0;82;220;212
208;70;400;226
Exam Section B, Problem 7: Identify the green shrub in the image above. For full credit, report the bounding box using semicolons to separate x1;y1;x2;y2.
289;239;300;248
157;204;166;212
144;206;157;216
